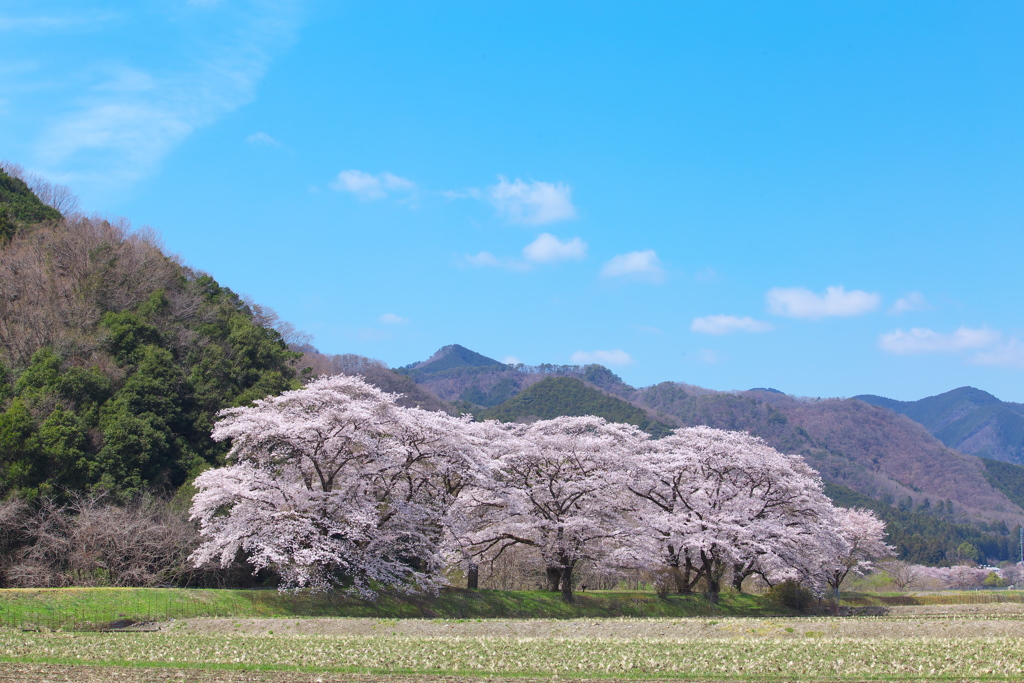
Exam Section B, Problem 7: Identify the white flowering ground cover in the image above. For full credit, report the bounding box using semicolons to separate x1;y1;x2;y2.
4;613;1024;682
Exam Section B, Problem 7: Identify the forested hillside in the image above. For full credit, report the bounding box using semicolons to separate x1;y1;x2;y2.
0;167;300;501
856;387;1024;465
479;376;673;437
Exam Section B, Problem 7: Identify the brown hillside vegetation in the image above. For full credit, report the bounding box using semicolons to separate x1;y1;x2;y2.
770;395;1024;526
629;385;1024;526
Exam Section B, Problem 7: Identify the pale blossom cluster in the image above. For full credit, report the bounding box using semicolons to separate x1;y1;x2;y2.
912;563;1022;590
191;375;893;598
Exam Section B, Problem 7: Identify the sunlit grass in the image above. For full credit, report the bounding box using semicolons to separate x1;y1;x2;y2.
0;587;786;629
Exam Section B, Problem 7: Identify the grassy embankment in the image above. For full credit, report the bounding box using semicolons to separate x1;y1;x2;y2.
0;587;786;629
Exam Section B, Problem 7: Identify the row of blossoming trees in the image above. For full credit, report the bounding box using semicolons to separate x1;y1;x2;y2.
190;376;892;600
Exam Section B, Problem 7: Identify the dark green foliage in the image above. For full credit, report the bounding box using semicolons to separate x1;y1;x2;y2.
823;482;1021;565
0;182;301;501
856;387;1024;464
765;581;815;612
479;377;673;437
459;377;520;407
0;169;62;242
980;458;1024;510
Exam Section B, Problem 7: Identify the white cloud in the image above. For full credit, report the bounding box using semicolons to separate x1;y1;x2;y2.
766;286;880;319
489;177;576;225
600;250;664;282
330;170;415;200
463;251;530;272
691;315;773;335
889;292;930;315
31;2;302;187
379;313;409;325
246;131;281;147
972;338;1024;369
878;326;1001;355
502;355;522;365
464;251;502;267
522;233;587;263
570;349;635;366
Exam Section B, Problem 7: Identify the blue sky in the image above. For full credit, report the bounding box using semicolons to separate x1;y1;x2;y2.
2;1;1023;401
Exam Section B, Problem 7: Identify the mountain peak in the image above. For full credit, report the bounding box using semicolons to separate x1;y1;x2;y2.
403;344;508;375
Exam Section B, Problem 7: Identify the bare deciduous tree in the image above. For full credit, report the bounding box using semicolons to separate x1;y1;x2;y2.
881;559;920;591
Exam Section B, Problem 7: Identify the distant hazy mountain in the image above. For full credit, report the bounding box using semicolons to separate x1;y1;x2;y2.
855;387;1024;465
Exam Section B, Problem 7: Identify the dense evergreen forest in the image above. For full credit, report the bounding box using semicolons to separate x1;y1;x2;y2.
0;167;301;502
825;483;1022;565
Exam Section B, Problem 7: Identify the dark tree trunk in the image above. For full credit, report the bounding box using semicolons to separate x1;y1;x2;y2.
560;565;575;603
732;572;745;591
546;567;562;592
467;562;478;590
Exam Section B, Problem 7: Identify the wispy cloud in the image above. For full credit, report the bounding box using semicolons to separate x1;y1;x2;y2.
246;131;281;147
489;177;576;225
696;350;720;366
502;355;522;365
600;250;664;282
30;2;303;187
766;286;880;319
462;251;530;272
878;326;1000;355
889;292;931;314
973;339;1024;369
691;315;773;335
522;233;587;263
0;12;121;33
379;313;409;325
330;170;415;200
570;349;635;366
464;234;585;271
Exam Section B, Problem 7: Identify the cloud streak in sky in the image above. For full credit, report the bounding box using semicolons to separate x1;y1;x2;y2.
570;349;635;366
331;170;415;200
879;326;1000;355
30;1;304;187
522;233;587;263
489;177;576;225
600;250;664;282
691;315;772;335
766;286;880;319
888;292;930;314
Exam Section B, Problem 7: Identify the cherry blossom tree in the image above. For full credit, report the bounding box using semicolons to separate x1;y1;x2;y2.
822;507;895;596
190;375;484;596
626;426;842;599
459;416;648;601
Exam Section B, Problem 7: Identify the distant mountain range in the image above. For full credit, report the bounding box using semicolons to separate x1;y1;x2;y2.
855;387;1024;464
298;342;1024;563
